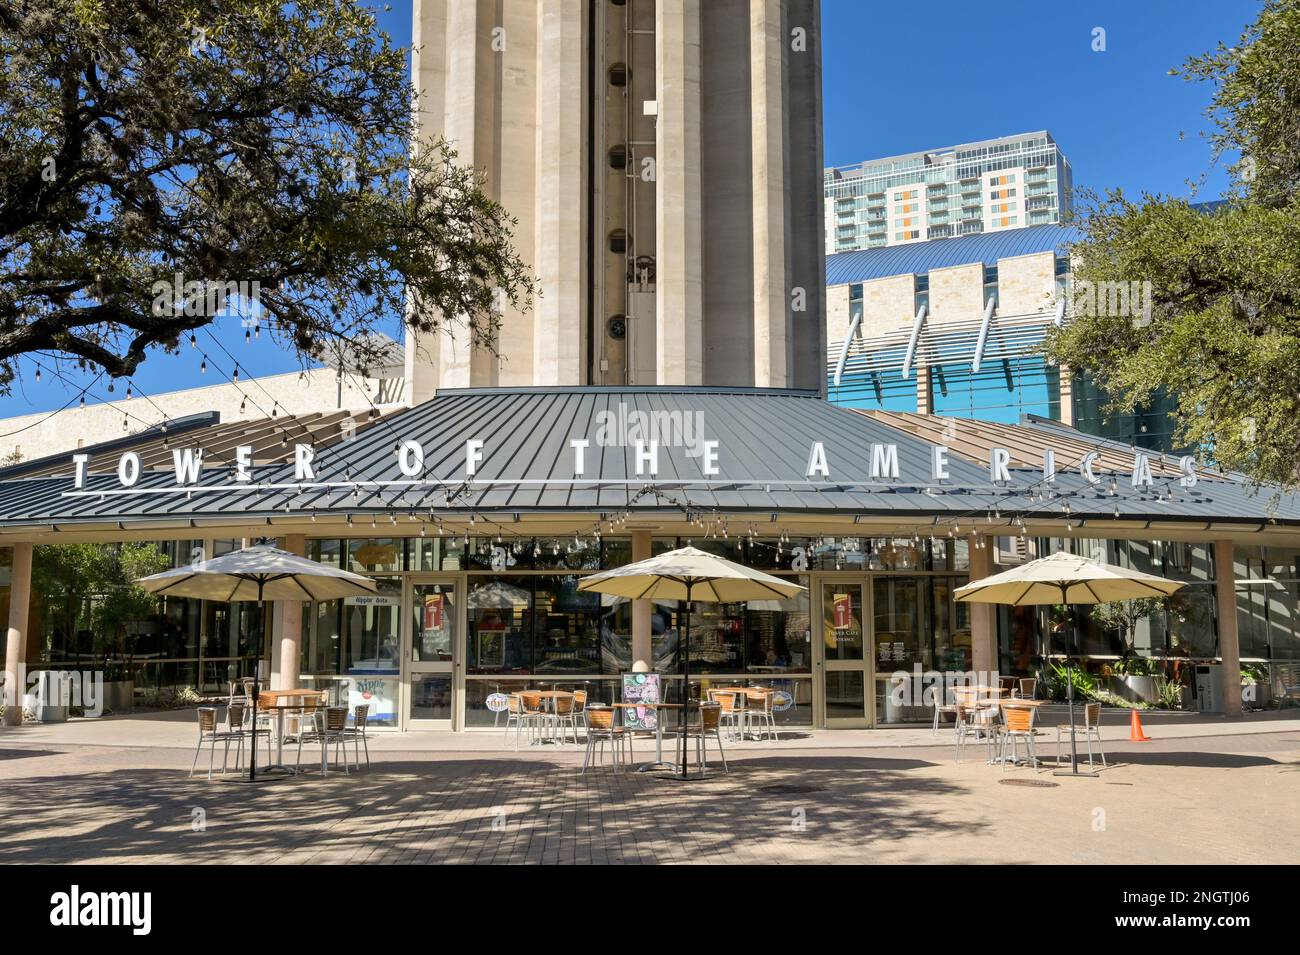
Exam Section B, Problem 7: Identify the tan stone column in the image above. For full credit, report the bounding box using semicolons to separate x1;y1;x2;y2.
916;365;932;414
750;0;787;387
1214;540;1242;716
276;534;306;691
1058;363;1075;426
655;0;703;384
630;528;653;671
533;0;586;386
3;543;33;725
967;535;997;678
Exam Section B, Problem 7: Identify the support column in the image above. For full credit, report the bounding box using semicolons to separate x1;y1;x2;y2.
1058;363;1075;427
655;0;703;384
968;535;997;678
276;534;306;691
630;528;652;671
916;364;932;414
533;0;586;385
1214;539;1242;716
750;0;787;388
3;543;33;726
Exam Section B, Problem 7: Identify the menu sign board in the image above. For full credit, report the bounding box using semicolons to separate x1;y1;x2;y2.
621;672;661;730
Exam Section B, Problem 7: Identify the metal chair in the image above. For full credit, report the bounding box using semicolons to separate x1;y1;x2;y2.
931;685;959;736
341;703;372;770
190;705;244;780
709;690;745;741
743;687;779;741
999;704;1041;771
954;699;998;762
551;694;581;745
1019;677;1037;700
571;689;589;731
685;702;728;773
296;705;350;774
1056;701;1106;768
580;706;629;774
503;692;546;749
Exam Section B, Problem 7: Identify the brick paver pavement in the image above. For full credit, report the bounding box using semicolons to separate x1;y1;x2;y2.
0;728;1295;864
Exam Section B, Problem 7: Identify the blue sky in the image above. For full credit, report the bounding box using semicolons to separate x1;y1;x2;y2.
1;0;1261;421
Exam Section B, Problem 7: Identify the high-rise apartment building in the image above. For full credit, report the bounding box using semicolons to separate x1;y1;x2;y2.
406;0;827;398
823;131;1071;254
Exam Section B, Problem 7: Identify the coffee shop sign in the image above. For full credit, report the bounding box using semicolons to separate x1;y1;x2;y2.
70;439;1201;490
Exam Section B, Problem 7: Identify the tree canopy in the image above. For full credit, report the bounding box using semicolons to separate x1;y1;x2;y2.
1048;0;1300;488
0;0;533;392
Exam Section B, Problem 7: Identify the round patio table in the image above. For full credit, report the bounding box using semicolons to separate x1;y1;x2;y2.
255;690;329;775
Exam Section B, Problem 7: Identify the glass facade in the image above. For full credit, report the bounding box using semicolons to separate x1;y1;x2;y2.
929;356;1061;423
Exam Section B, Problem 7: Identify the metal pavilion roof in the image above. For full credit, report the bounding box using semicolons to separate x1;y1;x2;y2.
0;386;1296;534
825;224;1084;287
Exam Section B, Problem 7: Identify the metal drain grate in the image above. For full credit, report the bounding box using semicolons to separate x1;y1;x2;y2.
998;778;1059;788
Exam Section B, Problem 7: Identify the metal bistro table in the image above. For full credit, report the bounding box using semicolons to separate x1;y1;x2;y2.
256;690;330;776
531;689;576;744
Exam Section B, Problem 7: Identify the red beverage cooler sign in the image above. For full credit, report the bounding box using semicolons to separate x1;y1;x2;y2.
833;593;852;629
423;594;443;631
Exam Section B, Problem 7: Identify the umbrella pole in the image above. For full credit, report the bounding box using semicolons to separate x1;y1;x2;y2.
1053;581;1098;779
250;578;264;782
679;581;692;779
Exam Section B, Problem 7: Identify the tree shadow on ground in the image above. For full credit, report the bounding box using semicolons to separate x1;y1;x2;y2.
1102;751;1282;769
0;751;982;864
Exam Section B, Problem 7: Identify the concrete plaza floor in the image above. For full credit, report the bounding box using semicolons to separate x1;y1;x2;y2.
0;709;1296;864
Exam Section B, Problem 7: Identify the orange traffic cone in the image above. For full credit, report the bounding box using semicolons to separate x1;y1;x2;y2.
1129;708;1151;742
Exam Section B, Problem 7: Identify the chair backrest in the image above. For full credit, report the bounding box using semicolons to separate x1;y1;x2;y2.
999;676;1018;693
1019;678;1037;699
326;706;347;732
1084;702;1101;728
554;695;574;716
696;703;722;731
197;707;217;734
353;704;369;732
520;691;543;713
586;706;615;731
710;690;738;714
951;685;979;706
744;688;772;713
227;702;245;730
507;693;523;715
1003;705;1036;733
572;689;587;711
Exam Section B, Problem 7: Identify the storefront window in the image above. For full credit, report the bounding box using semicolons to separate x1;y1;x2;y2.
533;576;602;673
347;538;403;574
467;575;532;673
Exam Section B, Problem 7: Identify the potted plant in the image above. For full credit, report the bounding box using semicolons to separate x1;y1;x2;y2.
1109;654;1162;704
1156;676;1187;710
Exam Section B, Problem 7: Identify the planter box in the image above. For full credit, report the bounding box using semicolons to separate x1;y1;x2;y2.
1107;675;1160;704
104;681;135;714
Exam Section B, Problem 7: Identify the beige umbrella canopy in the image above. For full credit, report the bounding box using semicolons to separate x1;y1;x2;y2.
578;546;805;779
953;550;1185;778
578;546;805;602
953;550;1184;606
137;543;379;603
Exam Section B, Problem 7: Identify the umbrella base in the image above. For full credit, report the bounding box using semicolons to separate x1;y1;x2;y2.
224;765;298;783
1051;769;1100;778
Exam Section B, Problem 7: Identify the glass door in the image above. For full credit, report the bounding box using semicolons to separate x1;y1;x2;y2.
406;579;459;730
819;581;870;727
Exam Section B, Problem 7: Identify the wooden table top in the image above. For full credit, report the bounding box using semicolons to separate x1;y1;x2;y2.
523;690;575;699
996;698;1046;707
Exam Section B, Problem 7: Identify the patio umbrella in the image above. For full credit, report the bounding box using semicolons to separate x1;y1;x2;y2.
953;550;1184;777
137;541;378;781
577;546;805;779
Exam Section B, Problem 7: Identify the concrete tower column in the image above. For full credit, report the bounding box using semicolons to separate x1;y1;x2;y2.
3;543;33;725
750;0;788;387
655;0;703;385
533;0;587;386
630;528;653;671
968;535;997;677
276;534;306;692
1214;540;1242;717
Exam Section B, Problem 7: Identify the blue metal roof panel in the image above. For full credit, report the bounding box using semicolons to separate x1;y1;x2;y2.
826;224;1085;286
